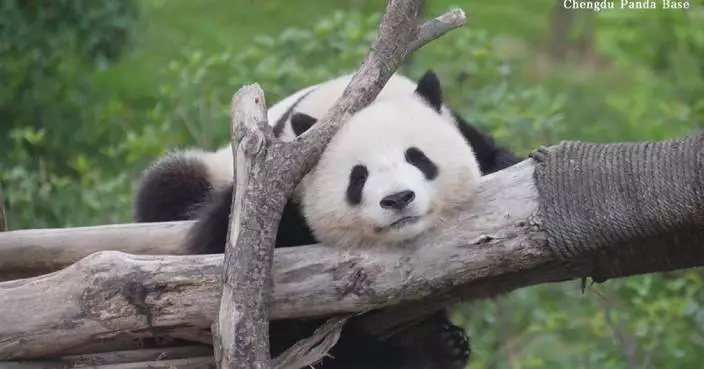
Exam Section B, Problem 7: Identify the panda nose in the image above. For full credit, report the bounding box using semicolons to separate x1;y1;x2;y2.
380;190;415;210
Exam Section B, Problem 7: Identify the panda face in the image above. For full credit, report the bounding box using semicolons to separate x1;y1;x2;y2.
341;147;436;243
300;95;482;248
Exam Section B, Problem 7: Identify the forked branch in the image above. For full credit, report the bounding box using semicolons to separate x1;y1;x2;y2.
215;2;467;369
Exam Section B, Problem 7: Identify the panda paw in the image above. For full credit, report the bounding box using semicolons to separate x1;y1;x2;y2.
389;312;472;369
438;320;472;369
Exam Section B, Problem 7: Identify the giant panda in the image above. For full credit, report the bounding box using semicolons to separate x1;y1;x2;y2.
133;70;521;369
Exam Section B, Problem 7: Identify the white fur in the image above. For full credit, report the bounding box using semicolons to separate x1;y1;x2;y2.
269;72;458;142
267;84;319;122
206;147;235;189
156;148;232;192
300;94;481;249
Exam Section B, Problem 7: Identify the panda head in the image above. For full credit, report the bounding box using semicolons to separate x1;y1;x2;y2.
294;71;482;248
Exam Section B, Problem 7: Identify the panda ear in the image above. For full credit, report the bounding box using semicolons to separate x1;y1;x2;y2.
290;112;318;136
414;70;443;113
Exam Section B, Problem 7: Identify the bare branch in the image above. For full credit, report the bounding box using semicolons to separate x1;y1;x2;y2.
409;8;466;51
216;84;274;369
272;317;350;369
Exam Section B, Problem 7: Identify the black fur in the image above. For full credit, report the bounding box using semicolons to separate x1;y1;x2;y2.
132;154;215;222
132;70;521;369
389;311;472;369
186;185;316;253
405;147;439;180
448;111;522;174
415;70;443;113
416;69;521;175
291;112;318;137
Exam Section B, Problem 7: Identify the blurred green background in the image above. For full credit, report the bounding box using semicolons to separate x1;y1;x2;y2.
1;1;703;368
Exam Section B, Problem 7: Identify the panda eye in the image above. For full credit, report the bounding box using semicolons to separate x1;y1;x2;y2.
405;147;438;180
346;165;368;206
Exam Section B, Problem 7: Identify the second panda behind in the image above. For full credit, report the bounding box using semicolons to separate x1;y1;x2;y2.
133;71;521;369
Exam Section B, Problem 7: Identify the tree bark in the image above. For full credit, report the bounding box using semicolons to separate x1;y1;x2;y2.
216;85;277;369
213;2;467;369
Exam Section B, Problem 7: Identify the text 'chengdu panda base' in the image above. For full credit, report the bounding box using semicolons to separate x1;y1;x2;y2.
562;0;690;11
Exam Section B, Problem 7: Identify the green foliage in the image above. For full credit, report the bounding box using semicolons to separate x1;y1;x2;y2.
591;7;704;139
3;126;131;228
2;2;704;369
0;0;140;228
136;11;382;157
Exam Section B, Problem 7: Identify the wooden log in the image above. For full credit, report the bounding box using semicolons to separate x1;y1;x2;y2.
60;336;165;356
0;221;190;281
0;345;212;368
0;161;560;360
2;356;214;369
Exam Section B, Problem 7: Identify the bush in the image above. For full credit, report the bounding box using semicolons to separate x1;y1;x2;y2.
0;0;140;228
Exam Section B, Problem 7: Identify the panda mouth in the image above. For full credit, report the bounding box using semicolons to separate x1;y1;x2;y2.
377;216;422;232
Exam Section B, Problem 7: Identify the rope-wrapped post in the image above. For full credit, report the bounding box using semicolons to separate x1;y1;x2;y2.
531;133;704;281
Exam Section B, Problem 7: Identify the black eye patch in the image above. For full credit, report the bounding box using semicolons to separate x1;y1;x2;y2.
405;147;438;180
346;164;368;206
